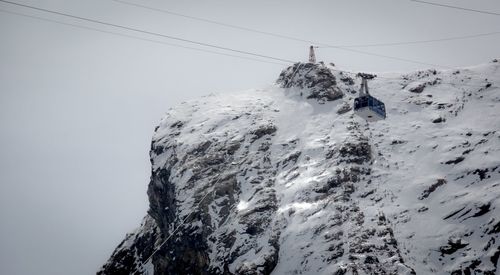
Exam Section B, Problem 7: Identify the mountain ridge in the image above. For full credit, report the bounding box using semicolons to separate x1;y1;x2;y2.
99;60;500;275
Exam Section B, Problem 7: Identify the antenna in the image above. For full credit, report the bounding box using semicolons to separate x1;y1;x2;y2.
309;45;316;63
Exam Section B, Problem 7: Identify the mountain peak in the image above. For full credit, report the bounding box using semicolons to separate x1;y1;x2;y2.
99;61;500;275
276;62;344;102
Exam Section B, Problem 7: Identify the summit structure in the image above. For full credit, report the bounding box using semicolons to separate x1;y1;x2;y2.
309;45;316;63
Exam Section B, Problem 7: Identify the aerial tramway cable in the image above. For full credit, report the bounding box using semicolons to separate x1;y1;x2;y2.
2;0;498;71
409;0;500;17
0;0;295;64
0;9;287;66
111;0;500;48
0;1;496;88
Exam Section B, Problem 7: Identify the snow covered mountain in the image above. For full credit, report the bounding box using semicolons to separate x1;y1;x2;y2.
98;60;500;275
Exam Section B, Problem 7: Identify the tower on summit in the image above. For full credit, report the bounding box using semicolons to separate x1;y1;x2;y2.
309;45;316;63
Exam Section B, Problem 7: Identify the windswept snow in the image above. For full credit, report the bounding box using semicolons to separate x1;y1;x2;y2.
100;60;500;275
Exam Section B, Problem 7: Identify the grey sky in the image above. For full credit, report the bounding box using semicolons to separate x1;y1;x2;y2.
0;0;499;274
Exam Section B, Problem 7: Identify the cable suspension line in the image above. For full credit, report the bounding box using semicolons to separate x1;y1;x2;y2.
111;0;315;45
0;0;295;63
108;0;452;68
327;31;500;48
409;0;500;16
112;0;500;49
1;0;496;75
0;9;287;66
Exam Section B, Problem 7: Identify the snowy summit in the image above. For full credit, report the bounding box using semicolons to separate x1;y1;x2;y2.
99;60;500;275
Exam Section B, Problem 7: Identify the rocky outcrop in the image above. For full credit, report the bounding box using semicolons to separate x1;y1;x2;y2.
276;62;343;102
98;215;160;275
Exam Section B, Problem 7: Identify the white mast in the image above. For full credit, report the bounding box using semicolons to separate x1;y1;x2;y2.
309;45;316;63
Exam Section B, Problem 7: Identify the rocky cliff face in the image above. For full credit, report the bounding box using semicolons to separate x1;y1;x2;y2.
99;61;500;275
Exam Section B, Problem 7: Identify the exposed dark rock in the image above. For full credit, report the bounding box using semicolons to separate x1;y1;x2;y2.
226;140;241;155
417;206;429;213
364;255;379;264
390;139;406;145
462;149;473;155
170;121;184;129
409;83;426;93
444;156;465;165
279;151;301;167
276;63;344;102
440;238;469;255
250;124;277;142
419;179;447;200
492;247;500;267
148;168;178;233
473;168;489;180
336;102;352;115
432;117;446;123
151;143;164;155
190;140;212;156
340;75;355;85
359;189;375;198
472;202;491;217
339;139;371;164
444;206;466;220
488;220;500;234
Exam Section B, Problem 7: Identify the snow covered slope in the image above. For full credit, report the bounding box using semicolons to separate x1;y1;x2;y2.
99;60;500;275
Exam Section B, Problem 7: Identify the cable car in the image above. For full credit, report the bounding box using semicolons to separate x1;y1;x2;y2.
353;73;386;121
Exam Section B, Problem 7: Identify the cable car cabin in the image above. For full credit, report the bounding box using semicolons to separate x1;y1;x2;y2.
353;73;386;122
354;95;386;121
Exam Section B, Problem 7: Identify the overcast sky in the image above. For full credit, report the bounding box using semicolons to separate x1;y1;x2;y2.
0;0;499;274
